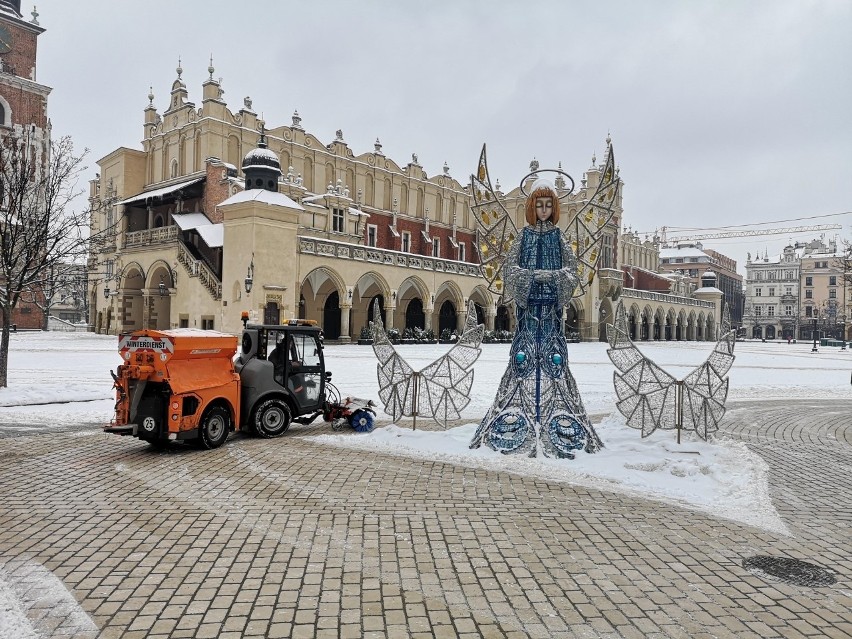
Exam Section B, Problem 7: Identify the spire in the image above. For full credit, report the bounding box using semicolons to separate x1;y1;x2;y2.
202;56;223;102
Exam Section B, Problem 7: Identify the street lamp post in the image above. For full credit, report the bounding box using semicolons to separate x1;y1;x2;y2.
811;315;818;353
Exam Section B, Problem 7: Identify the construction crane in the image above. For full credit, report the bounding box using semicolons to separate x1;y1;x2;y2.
655;224;842;244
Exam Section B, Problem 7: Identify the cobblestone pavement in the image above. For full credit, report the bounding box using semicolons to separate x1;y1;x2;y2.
0;399;850;638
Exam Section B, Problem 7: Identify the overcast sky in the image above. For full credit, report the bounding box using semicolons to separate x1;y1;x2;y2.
32;0;852;275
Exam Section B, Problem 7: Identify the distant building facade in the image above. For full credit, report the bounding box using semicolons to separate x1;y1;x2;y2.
658;242;744;326
743;238;847;341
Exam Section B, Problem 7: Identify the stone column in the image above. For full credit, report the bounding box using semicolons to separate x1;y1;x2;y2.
339;304;352;343
485;305;496;332
424;298;434;332
386;303;396;330
458;297;469;332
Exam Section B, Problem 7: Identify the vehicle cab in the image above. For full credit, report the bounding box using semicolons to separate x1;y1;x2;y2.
236;319;327;436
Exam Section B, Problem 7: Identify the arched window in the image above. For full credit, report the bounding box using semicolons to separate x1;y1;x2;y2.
325;163;334;191
399;184;408;214
0;94;9;127
193;132;201;172
364;174;374;207
383;178;392;210
170;159;178;179
303;156;314;192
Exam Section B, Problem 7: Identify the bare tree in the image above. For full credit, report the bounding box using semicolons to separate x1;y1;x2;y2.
0;131;108;387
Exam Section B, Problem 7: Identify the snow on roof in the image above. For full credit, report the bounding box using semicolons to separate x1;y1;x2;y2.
659;247;708;259
196;223;224;248
118;176;205;206
172;212;211;231
218;189;304;210
243;147;280;164
693;286;723;294
348;207;369;217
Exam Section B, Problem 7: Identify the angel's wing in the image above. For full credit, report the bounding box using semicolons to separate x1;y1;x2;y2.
471;144;517;297
564;143;620;298
370;301;415;422
371;300;484;426
681;305;736;440
416;301;484;425
606;301;678;437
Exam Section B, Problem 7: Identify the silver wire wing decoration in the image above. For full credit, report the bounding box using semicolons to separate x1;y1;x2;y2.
606;300;736;440
371;300;484;426
563;143;620;298
681;305;735;439
606;302;678;437
471;144;517;297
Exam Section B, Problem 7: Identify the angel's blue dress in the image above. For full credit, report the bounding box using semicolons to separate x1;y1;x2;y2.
470;220;603;458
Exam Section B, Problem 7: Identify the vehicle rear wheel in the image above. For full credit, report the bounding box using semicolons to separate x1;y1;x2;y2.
253;399;291;438
198;405;231;449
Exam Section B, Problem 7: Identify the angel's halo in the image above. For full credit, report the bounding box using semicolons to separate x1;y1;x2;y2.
519;168;575;200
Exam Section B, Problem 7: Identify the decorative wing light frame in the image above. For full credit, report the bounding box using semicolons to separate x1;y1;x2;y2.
606;300;736;441
371;299;484;429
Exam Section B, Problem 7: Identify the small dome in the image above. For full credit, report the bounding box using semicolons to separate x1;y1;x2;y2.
242;146;281;175
702;270;716;279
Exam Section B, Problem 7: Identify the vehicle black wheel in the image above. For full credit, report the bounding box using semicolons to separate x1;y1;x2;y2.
253;399;291;438
198;405;231;449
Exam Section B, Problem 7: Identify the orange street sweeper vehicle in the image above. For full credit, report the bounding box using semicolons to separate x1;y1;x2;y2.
104;320;357;448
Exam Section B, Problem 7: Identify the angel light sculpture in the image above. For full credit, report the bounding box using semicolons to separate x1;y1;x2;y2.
469;142;621;458
606;300;736;441
371;299;484;429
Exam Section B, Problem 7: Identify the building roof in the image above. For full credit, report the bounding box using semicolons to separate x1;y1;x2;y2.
659;247;708;259
172;212;211;231
218;188;304;210
118;176;205;206
196;224;224;248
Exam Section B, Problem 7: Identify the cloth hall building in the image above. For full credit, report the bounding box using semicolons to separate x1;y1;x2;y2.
87;64;724;342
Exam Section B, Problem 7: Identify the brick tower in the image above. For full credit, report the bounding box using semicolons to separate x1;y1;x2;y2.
0;1;51;328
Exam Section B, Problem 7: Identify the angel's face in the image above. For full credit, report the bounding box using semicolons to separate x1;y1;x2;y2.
534;196;553;222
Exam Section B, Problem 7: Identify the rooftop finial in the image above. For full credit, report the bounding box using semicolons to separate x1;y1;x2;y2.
176;57;183;79
258;123;267;148
208;55;215;80
374;138;383;154
591;152;597;166
292;109;302;129
30;5;39;24
606;130;611;146
147;86;154;106
530;157;539;172
443;161;450;175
